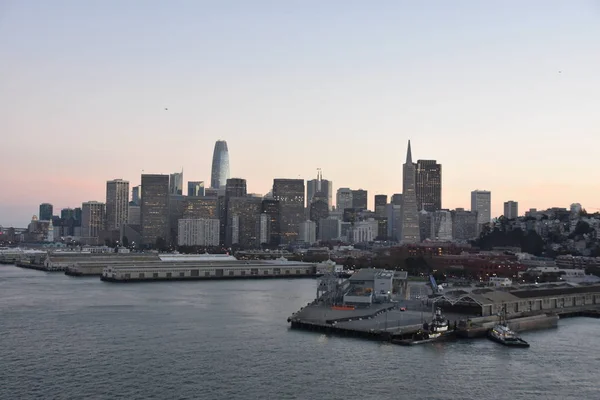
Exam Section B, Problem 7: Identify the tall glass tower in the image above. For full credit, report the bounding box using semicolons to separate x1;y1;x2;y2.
210;140;230;189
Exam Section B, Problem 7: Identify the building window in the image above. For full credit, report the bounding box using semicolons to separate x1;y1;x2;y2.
191;269;199;277
166;272;172;278
139;273;145;279
229;271;234;276
205;271;210;277
241;271;246;276
153;273;158;278
179;272;185;277
264;270;269;275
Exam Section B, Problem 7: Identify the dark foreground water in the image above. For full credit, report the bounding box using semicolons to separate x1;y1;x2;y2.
1;266;599;400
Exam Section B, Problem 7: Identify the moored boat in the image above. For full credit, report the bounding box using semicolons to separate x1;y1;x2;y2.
487;324;530;347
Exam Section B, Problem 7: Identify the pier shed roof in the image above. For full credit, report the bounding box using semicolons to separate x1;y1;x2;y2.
509;284;600;299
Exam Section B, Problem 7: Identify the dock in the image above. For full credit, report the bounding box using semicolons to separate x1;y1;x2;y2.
288;270;600;344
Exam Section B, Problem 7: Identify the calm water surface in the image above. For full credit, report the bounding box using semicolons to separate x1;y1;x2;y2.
1;266;598;400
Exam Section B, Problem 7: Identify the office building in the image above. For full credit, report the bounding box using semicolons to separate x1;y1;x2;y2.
169;171;183;195
225;178;247;198
183;197;218;219
309;192;329;239
319;217;341;242
452;208;479;241
352;189;368;210
430;210;453;241
374;195;388;217
226;196;262;247
39;203;53;221
400;140;420;243
350;219;378;243
299;220;317;244
187;181;205;197
106;179;129;231
177;219;220;247
210;140;230;189
471;190;492;230
273;179;305;244
306;170;332;209
504;201;519;220
128;204;141;226
132;186;141;206
261;199;280;246
391;194;403;206
336;188;353;211
415;160;442;212
81;201;105;238
386;203;402;241
141;174;170;245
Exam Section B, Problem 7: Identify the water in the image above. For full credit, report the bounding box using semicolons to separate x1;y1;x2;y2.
1;265;598;400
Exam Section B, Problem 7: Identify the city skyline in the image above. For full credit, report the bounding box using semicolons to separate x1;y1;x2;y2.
2;1;600;226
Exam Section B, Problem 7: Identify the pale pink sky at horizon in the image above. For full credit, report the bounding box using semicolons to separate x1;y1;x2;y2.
1;1;600;227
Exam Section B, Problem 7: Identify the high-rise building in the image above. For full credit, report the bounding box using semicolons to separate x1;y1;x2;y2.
261;199;280;246
418;210;431;241
60;208;75;220
309;193;329;239
128;204;141;226
39;203;53;221
374;195;388;217
452;208;478;241
187;181;205;197
183;197;218;219
169;171;183;195
225;178;247;198
471;190;492;230
350;219;378;243
81;201;105;238
273;179;305;244
504;201;518;220
306;169;332;209
299;220;317;244
177;219;220;247
400;140;420;243
391;194;403;206
415;160;442;212
141;174;170;245
319;217;341;242
336;188;353;211
106;179;129;231
430;210;453;241
210;140;230;189
351;189;368;210
132;186;141;206
226;196;262;247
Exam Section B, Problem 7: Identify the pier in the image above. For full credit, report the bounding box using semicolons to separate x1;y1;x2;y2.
288;270;600;344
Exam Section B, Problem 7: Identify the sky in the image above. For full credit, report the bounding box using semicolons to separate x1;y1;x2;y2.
1;0;599;227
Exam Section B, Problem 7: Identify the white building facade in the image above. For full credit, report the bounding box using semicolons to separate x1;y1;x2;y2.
177;219;220;246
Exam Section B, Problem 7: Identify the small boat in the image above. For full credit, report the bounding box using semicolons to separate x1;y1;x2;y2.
392;307;453;345
487;305;530;348
487;324;530;347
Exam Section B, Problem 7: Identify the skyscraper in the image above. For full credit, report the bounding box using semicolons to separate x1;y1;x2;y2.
141;174;170;246
504;201;518;220
374;195;388;217
351;189;368;210
261;199;280;246
471;190;492;231
187;181;205;197
306;169;332;209
169;171;183;195
81;201;105;238
131;186;141;206
273;179;305;244
336;188;353;211
210;140;230;189
106;179;129;231
415;160;442;212
39;203;53;221
400;140;420;243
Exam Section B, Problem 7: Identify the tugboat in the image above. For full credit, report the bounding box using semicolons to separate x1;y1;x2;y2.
487;324;530;348
393;307;453;346
487;306;530;348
